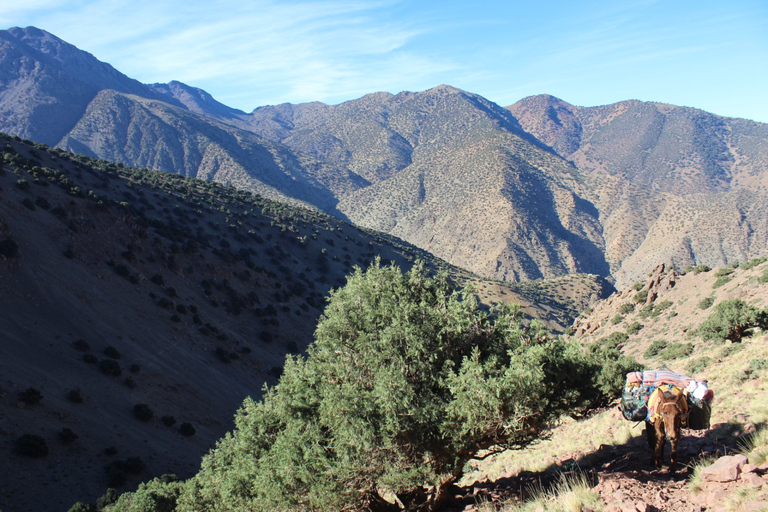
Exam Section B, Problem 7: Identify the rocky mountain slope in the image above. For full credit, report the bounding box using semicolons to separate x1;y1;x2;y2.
508;95;768;287
0;27;616;284
0;133;610;512
3;27;768;289
462;258;768;511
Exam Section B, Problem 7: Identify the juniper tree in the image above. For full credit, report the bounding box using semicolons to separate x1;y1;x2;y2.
174;260;616;512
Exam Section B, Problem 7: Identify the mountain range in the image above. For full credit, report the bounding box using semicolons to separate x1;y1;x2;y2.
2;26;767;288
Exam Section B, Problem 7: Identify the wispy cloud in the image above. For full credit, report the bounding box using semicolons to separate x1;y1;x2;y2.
2;0;767;121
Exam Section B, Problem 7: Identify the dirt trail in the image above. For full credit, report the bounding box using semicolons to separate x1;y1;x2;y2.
446;423;766;512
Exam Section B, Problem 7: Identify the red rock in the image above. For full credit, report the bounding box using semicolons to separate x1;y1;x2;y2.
701;454;749;482
741;472;765;487
634;501;650;512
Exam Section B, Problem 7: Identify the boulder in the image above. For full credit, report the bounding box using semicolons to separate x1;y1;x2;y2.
700;454;749;483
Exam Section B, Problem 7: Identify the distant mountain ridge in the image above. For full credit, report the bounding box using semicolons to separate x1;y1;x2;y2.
2;26;767;287
508;95;768;285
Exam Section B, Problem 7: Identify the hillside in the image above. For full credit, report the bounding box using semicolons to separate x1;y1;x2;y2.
463;259;768;511
3;27;768;290
0;133;611;512
508;95;768;287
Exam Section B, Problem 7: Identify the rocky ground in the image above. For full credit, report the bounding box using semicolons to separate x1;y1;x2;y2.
447;414;767;512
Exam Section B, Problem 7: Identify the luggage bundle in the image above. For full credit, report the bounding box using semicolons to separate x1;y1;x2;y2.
619;369;713;430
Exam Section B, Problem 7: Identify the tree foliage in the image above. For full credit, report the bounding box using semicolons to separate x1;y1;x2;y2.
696;298;768;343
164;260;621;511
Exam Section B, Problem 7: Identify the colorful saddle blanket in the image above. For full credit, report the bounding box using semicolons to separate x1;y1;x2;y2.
620;370;712;429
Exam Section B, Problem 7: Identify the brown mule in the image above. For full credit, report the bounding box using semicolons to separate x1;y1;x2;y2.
645;386;687;471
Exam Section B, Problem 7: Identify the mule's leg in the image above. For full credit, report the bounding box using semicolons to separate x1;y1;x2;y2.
645;421;656;449
669;418;681;472
653;421;665;468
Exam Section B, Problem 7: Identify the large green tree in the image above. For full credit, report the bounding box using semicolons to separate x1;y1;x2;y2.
157;260;616;511
696;298;768;343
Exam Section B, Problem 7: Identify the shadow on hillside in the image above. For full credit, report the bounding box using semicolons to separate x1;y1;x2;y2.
444;420;766;511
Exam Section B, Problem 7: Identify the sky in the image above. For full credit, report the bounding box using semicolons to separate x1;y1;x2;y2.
2;0;767;122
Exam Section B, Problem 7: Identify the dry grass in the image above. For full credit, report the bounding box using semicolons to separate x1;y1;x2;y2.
501;473;602;512
464;408;645;485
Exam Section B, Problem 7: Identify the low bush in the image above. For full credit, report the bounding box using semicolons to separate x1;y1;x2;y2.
686;357;713;375
15;434;49;458
659;342;694;360
133;403;154;422
96;488;119;510
644;339;668;358
162;415;176;427
99;359;122;376
104;346;121;359
633;290;649;303
68;389;84;403
611;314;623;325
59;428;78;444
741;257;767;270
0;237;19;258
67;502;95;512
619;303;635;315
18;387;43;405
696;299;768;343
698;297;715;310
626;321;643;335
179;422;196;437
72;339;91;351
105;457;146;487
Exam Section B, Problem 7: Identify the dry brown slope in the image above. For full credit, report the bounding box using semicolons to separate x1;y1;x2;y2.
508;95;768;288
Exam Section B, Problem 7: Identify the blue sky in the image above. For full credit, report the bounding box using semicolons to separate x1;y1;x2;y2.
2;0;767;122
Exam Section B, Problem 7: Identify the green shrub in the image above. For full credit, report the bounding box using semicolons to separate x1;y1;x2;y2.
15;434;49;458
162;415;176;427
179;422;196;437
68;389;84;403
718;343;744;359
741;257;767;270
59;428;78;444
67;502;95;512
644;339;668;358
18;387;43;405
96;488;119;510
693;264;711;274
759;270;768;284
686;357;713;375
104;346;121;359
633;290;649;303
659;342;694;360
106;475;183;512
713;275;732;288
0;237;19;258
698;297;715;310
133;403;154;422
72;339;91;351
655;300;673;310
626;321;643;335
611;313;623;325
631;281;644;291
99;359;122;376
619;303;635;315
715;267;736;277
696;299;768;343
175;260;616;512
